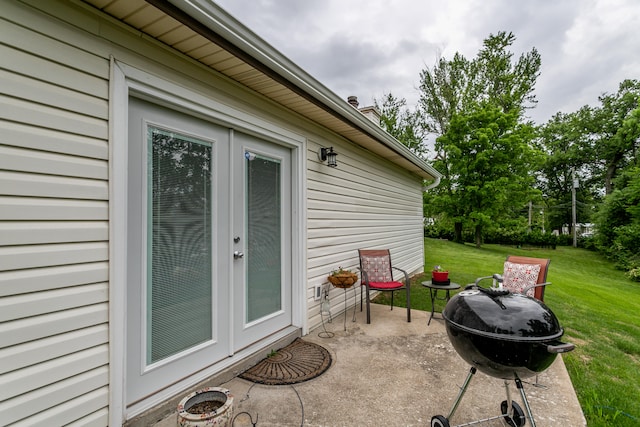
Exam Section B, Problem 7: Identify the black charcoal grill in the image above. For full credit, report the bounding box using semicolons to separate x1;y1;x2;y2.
431;286;575;427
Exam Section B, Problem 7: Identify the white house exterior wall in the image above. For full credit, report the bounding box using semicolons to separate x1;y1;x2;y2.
0;0;426;424
1;1;111;425
306;136;424;327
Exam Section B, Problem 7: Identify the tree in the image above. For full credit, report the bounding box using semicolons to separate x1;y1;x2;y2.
418;52;473;137
437;103;540;247
536;79;639;239
586;79;640;195
536;109;598;233
593;166;640;280
420;32;542;244
417;53;473;238
418;31;540;141
375;93;430;158
473;31;540;117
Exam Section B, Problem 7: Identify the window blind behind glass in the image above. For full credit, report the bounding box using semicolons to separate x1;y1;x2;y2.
148;127;213;364
246;155;282;322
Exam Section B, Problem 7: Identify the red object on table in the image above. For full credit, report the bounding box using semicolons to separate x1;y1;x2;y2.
432;271;449;282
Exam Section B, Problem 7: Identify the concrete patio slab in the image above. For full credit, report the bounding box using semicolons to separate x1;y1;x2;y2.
156;303;586;426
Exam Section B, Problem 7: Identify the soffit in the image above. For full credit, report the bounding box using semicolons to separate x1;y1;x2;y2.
81;0;439;180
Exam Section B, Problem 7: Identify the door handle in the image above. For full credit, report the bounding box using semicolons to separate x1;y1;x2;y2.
233;251;244;259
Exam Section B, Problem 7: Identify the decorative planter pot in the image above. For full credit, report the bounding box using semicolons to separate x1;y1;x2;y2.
327;273;358;288
177;387;234;427
432;271;449;282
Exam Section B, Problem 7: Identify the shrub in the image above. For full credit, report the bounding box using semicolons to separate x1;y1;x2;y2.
627;267;640;282
578;235;598;250
424;225;453;240
556;234;573;246
483;228;558;248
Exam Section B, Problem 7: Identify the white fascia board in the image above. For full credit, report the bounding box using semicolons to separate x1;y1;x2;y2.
167;0;441;181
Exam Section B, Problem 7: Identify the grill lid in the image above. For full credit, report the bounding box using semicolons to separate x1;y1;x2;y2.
443;287;563;341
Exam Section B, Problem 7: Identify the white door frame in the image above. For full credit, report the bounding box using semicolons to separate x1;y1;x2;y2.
109;59;307;423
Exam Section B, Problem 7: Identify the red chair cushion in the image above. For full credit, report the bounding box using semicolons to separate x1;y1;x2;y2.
368;281;404;290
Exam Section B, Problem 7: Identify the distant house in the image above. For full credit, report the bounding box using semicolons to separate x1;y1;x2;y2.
0;0;440;425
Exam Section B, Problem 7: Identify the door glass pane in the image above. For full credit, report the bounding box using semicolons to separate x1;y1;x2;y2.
246;152;281;322
148;127;212;364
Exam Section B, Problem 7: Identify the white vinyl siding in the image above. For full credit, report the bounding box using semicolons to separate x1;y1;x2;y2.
306;138;424;328
0;1;110;424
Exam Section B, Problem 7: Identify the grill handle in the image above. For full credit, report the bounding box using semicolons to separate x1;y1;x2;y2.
546;342;575;354
467;285;509;309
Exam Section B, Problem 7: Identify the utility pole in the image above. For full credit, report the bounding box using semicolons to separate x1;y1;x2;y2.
572;170;578;248
528;201;532;233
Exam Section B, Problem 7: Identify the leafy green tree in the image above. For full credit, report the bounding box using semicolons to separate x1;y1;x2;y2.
585;79;640;194
417;53;473;237
536;109;599;233
537;79;639;241
418;52;473;137
473;31;540;117
437;103;540;247
375;93;430;158
593;166;640;279
418;31;540;140
419;32;541;244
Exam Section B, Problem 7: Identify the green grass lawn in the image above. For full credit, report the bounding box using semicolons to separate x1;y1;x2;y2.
373;238;640;426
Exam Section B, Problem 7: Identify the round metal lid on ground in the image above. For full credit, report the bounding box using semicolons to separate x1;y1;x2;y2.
239;338;332;385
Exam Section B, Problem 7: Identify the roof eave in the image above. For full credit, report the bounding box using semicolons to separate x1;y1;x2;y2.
156;0;441;181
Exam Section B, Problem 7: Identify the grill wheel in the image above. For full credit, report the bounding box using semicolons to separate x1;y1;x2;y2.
501;400;526;427
430;415;449;427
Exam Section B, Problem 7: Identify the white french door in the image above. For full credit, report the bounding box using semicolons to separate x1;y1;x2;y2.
232;132;292;351
126;98;292;406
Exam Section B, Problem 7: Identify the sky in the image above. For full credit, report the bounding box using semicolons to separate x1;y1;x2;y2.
213;0;639;126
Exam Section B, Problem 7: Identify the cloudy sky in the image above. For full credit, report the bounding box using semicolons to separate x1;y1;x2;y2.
214;0;639;126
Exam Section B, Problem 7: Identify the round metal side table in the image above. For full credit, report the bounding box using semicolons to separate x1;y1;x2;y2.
422;281;460;325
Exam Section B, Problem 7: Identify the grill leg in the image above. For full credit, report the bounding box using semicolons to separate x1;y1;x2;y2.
446;367;476;421
504;380;513;414
501;381;526;427
515;377;536;427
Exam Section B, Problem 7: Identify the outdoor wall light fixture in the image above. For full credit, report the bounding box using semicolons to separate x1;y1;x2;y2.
318;147;338;168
